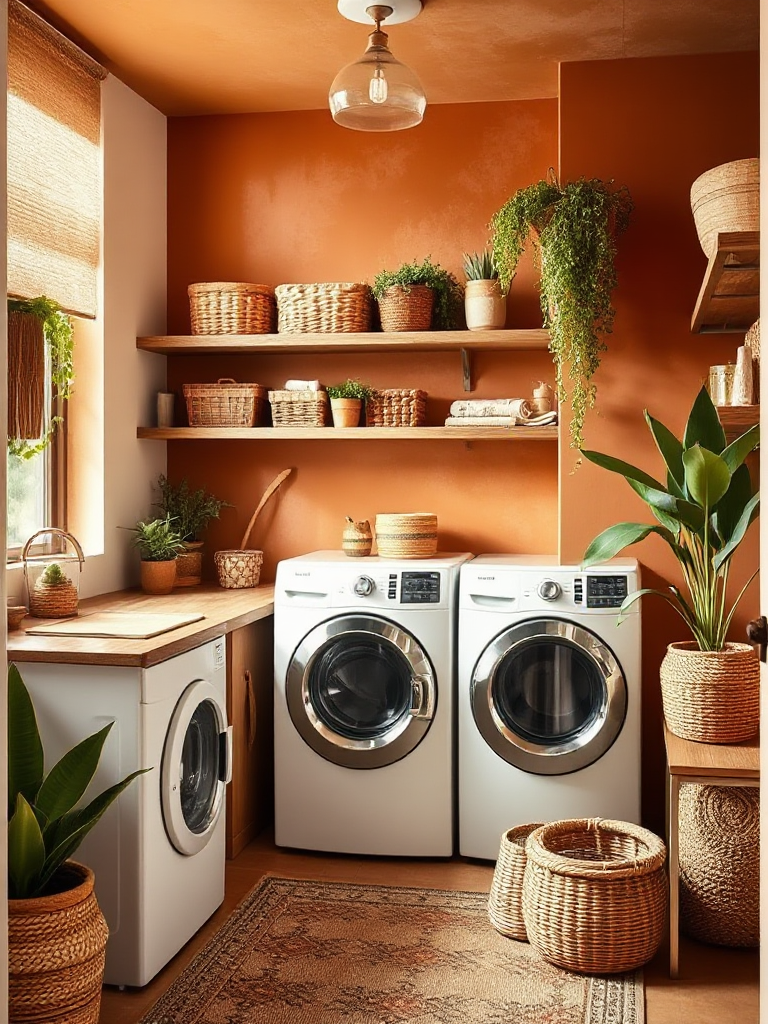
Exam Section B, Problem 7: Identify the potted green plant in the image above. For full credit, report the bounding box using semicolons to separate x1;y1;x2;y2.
29;561;79;619
7;296;74;459
326;379;376;427
127;515;185;595
463;250;506;330
372;256;464;333
581;385;760;743
8;662;147;1022
154;475;232;586
490;171;633;448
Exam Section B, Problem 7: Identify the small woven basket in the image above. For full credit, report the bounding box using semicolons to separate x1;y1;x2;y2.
690;158;759;258
487;823;543;940
660;641;760;743
188;282;276;335
183;379;269;427
269;389;330;426
377;285;434;332
375;512;438;558
23;529;84;619
367;389;427;427
522;818;667;974
275;282;373;333
745;318;760;403
214;549;263;589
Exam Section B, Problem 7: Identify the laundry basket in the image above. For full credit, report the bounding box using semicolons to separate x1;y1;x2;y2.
488;823;543;940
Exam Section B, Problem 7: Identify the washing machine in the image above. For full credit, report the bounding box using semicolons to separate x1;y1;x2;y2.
17;637;232;987
458;556;641;860
274;550;472;856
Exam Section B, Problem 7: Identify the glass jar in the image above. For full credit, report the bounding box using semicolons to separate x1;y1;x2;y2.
708;364;736;406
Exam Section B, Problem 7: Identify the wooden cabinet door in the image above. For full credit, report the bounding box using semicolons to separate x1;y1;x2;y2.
226;617;274;858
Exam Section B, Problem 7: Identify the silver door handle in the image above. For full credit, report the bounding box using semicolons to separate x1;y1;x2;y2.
409;675;435;720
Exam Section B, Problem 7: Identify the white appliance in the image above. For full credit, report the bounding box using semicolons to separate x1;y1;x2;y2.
458;556;641;860
274;550;472;856
18;637;232;987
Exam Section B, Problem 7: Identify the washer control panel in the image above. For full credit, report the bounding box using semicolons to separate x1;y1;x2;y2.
400;571;441;604
582;574;628;608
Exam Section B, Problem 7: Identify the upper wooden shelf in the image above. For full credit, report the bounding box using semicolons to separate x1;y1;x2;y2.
717;404;760;437
691;231;759;334
137;425;559;442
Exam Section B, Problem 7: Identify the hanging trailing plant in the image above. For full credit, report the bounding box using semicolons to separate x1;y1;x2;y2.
7;296;74;460
490;171;633;449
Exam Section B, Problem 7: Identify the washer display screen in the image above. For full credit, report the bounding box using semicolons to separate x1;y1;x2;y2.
401;572;440;604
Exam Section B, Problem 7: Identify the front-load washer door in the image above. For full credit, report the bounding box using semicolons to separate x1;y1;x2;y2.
162;679;231;855
471;618;627;776
286;615;437;769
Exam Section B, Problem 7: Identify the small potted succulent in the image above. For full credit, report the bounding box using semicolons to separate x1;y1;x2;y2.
127;515;186;595
29;562;79;619
154;476;232;586
326;379;376;428
371;256;464;332
463;249;506;330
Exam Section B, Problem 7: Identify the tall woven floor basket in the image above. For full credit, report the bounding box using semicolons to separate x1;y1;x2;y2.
488;823;543;940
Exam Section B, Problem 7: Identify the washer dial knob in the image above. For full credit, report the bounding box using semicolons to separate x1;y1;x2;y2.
353;575;375;597
538;579;562;601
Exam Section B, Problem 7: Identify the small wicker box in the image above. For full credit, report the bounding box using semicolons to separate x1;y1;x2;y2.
375;512;438;558
188;282;276;335
269;389;330;427
367;389;427;427
275;282;373;334
183;379;269;427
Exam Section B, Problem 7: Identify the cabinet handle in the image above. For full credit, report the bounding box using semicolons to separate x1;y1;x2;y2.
245;669;257;750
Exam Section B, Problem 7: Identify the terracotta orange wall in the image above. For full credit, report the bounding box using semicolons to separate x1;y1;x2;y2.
558;52;760;831
165;100;559;577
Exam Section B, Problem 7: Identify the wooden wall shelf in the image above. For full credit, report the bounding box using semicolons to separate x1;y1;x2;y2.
717;404;759;435
691;231;759;334
137;425;559;442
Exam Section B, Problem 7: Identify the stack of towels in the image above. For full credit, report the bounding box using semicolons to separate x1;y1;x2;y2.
444;398;557;427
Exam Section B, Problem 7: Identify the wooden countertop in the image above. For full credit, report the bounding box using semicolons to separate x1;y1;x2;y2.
6;584;275;668
664;722;760;779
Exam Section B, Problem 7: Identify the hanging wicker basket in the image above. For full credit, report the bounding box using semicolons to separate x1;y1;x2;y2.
377;285;434;332
487;823;543;940
8;310;45;439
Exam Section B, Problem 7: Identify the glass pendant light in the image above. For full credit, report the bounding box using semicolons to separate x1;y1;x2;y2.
329;4;426;132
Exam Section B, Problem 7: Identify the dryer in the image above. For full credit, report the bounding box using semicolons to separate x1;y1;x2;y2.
18;637;232;987
274;550;471;856
458;556;641;860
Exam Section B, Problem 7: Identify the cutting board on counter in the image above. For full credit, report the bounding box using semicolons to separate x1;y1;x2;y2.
25;611;205;640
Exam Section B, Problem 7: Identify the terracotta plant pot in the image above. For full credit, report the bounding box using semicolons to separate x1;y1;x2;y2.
464;279;506;330
9;861;108;1024
175;540;204;587
660;641;759;743
140;558;177;595
330;397;362;428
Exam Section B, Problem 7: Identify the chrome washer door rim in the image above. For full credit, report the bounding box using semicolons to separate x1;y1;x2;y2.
471;618;627;776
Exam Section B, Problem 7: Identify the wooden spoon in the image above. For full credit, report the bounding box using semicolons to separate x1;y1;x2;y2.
239;468;293;549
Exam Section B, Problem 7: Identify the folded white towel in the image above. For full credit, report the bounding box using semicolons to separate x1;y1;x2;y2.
449;398;532;419
444;410;557;427
284;379;322;391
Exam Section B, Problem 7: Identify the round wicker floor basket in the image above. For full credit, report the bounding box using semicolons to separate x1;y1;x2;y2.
375;513;438;558
521;818;667;974
679;784;759;947
9;861;108;1024
487;823;543;940
660;641;759;743
377;285;434;332
690;157;759;258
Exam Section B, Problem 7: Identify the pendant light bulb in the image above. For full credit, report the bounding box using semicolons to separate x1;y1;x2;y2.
369;66;388;104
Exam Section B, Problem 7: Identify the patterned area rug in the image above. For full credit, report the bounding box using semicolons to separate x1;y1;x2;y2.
140;875;644;1024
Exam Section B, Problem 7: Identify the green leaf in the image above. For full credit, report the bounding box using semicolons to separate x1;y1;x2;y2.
8;793;46;899
8;664;44;817
582;522;675;566
645;411;685;498
580;449;666;490
712;463;754;547
682;445;731;510
683;385;726;454
714;492;760;571
627;480;705;531
720;424;760;475
35;723;114;822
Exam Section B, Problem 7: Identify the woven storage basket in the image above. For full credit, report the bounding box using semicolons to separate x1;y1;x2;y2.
30;578;79;618
690;158;759;258
275;282;373;333
367;389;427;427
488;823;543;940
268;389;330;426
660;641;759;744
745;318;760;403
183;379;269;427
522;818;667;974
377;285;434;332
9;861;108;1024
188;282;276;335
214;549;263;589
375;512;438;558
679;784;759;947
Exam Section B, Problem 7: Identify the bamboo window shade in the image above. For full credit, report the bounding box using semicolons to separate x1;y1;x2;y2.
7;0;106;318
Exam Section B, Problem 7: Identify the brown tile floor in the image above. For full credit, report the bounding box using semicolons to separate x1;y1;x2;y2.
99;830;759;1024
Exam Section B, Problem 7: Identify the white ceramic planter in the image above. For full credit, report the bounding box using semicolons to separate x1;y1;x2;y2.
464;279;506;330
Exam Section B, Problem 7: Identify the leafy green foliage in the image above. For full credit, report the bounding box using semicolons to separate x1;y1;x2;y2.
581;386;760;651
7;663;148;899
462;250;498;281
127;515;185;561
155;475;232;542
490;172;633;449
8;296;75;460
371;256;464;330
326;379;375;401
39;563;70;587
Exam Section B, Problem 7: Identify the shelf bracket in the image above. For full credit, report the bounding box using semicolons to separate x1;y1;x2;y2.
461;348;472;392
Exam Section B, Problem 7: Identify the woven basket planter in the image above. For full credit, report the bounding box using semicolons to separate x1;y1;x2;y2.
268;390;330;427
183;380;269;427
188;282;276;335
679;784;759;947
487;823;543;940
377;285;434;332
366;389;427;427
215;549;263;589
275;282;373;333
522;818;667;974
690;158;759;259
660;641;759;744
29;578;79;618
375;513;438;559
9;861;108;1024
175;541;204;587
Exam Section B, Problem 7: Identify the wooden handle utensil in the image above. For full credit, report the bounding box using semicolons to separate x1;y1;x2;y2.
239;468;293;549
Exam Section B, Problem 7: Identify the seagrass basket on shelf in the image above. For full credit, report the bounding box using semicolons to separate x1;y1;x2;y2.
183;379;269;427
188;282;276;335
275;282;373;333
377;284;434;332
690;158;759;259
366;389;427;427
23;528;84;619
269;390;330;426
487;823;543;941
374;513;438;558
521;818;667;974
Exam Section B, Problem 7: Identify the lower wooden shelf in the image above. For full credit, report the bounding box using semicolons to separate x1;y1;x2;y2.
137;425;559;441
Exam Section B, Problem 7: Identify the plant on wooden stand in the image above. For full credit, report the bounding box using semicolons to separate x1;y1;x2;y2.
491;171;633;448
126;514;185;595
581;386;760;743
462;249;506;330
326;379;376;427
154;475;232;586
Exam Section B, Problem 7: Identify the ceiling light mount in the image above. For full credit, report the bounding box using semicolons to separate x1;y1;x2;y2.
336;0;422;27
